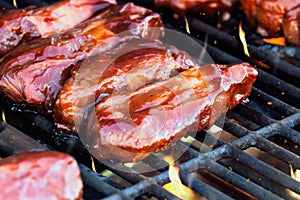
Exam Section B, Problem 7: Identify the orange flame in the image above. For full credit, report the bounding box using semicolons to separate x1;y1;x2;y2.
162;156;199;200
263;37;286;46
289;164;300;198
239;22;250;57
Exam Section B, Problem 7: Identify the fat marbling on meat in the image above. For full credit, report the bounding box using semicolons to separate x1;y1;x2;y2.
0;0;117;57
81;62;257;162
53;38;196;131
0;151;83;200
241;0;300;45
0;3;163;113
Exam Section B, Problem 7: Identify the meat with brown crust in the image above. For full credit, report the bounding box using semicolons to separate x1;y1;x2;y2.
83;62;257;162
241;0;300;45
0;3;163;113
0;151;83;200
283;6;300;45
53;38;195;131
0;0;117;57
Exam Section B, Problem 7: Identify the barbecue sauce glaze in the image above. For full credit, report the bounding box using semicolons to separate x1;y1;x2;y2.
241;0;300;45
0;0;117;57
0;151;83;200
83;63;257;162
0;3;163;113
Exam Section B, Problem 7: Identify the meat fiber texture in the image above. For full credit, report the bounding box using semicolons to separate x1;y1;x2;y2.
0;3;164;113
63;52;257;162
0;151;83;200
86;63;257;162
53;38;195;131
0;0;117;57
241;0;300;45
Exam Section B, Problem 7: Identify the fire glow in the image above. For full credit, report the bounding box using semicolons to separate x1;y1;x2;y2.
239;22;250;57
263;37;286;46
289;164;300;198
13;0;18;8
2;110;6;123
163;155;198;200
184;17;191;34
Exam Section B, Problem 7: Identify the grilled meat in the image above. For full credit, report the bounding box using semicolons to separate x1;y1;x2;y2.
283;6;300;45
0;0;117;57
154;0;240;20
82;63;257;162
0;151;83;200
241;0;300;45
53;38;195;131
0;3;163;113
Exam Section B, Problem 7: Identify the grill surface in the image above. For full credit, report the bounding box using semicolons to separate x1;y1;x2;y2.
0;1;300;200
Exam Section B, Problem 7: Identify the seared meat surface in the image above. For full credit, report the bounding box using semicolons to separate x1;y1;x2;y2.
82;63;257;162
0;0;116;57
0;3;163;113
53;38;195;131
0;1;258;163
0;151;83;200
241;0;300;45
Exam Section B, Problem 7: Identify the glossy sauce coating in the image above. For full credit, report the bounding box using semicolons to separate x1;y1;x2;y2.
0;0;116;57
0;3;164;113
283;6;300;45
53;38;195;131
241;0;300;45
0;151;83;200
84;63;257;162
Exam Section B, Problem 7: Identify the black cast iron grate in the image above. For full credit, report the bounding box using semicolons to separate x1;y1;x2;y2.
0;0;300;200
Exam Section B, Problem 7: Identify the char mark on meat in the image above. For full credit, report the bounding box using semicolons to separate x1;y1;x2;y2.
0;3;164;113
80;62;257;162
0;0;118;57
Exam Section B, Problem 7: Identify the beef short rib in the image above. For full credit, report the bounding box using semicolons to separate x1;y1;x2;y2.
0;3;163;113
81;63;257;162
241;0;300;45
53;38;196;131
0;151;83;200
0;0;117;57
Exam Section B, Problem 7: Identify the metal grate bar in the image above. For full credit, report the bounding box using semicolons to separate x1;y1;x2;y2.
0;1;14;9
79;164;121;196
255;114;300;139
255;137;300;168
224;118;251;138
103;146;230;199
228;145;300;194
187;17;300;80
203;158;284;200
0;123;123;199
0;123;48;154
251;87;299;116
1;1;300;200
233;104;273;127
179;171;234;200
149;184;181;200
227;110;261;130
106;164;147;184
170;24;300;101
255;70;300;101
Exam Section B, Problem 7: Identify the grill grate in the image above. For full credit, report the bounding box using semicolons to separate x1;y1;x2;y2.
0;0;300;199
